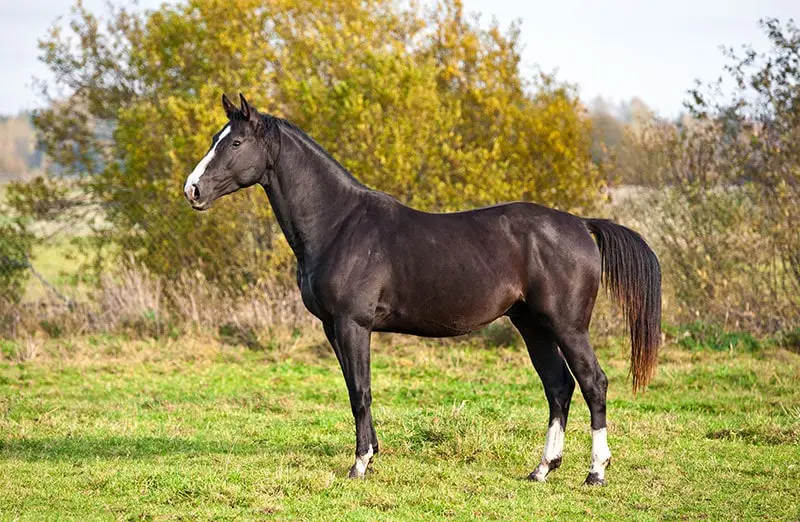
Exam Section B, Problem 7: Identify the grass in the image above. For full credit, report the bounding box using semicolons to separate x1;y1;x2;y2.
0;331;799;520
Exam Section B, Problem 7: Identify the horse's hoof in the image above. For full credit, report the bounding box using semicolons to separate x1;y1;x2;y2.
528;456;561;482
528;468;548;482
583;472;606;486
347;465;366;479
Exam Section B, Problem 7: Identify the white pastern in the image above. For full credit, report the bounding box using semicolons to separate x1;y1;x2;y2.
184;125;231;193
589;428;612;478
353;444;374;476
531;419;564;481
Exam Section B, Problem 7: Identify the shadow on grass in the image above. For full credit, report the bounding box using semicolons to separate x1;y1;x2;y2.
0;435;346;462
0;436;260;461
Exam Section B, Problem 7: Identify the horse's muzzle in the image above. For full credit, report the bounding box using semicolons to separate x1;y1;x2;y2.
185;183;200;202
184;183;210;210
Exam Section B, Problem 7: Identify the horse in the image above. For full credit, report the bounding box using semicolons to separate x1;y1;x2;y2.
183;93;661;486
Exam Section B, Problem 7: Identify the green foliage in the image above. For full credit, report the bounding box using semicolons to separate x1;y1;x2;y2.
664;321;761;352
28;0;603;289
4;176;71;221
777;328;800;353
37;319;64;339
0;205;34;306
218;322;263;351
478;319;519;348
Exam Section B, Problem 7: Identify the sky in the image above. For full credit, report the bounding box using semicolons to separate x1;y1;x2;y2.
0;0;797;117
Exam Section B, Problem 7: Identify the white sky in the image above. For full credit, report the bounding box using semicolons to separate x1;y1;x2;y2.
0;0;797;116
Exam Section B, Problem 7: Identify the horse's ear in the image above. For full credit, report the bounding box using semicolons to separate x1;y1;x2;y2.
222;93;238;120
239;93;252;120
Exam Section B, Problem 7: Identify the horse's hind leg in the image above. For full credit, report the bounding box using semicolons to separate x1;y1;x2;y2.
511;314;575;482
554;328;612;486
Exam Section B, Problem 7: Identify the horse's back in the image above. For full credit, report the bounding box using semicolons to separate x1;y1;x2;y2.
359;196;599;335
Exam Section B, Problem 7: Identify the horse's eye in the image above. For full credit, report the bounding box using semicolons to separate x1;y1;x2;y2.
232;140;242;148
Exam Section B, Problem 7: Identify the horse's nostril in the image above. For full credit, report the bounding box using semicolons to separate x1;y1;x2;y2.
191;184;200;201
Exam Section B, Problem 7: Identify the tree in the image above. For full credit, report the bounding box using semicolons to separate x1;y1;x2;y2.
20;0;603;289
0;113;42;177
686;18;800;326
0;211;34;308
588;96;625;175
617;18;800;330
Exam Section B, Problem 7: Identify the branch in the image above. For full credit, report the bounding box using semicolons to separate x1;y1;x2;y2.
1;254;76;308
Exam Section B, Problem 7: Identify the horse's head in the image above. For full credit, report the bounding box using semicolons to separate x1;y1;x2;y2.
184;93;273;210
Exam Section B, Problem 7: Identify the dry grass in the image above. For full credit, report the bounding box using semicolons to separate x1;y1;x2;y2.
2;264;314;340
602;186;799;334
4;265;560;356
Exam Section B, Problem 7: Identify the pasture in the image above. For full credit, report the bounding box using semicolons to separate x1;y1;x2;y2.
2;4;799;521
1;331;798;520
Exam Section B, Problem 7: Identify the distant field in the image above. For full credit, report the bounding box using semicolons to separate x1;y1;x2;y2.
1;333;798;520
1;179;87;302
23;237;92;301
1;177;117;303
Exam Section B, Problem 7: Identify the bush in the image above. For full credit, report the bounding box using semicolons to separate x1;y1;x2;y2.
606;19;800;334
0;217;33;307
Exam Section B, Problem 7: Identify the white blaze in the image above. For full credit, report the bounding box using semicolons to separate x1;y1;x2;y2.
589;428;612;478
184;125;231;193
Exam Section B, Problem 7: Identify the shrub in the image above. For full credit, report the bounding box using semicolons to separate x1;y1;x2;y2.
606;19;800;333
0;217;34;307
665;321;761;352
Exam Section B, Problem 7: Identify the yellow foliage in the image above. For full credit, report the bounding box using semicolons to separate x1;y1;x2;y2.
30;0;604;288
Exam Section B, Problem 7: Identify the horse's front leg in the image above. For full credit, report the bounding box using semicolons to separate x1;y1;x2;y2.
325;318;377;478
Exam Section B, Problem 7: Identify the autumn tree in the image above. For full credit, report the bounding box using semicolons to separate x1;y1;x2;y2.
17;0;603;289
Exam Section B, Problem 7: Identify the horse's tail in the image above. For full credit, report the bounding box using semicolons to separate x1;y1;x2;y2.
584;218;662;393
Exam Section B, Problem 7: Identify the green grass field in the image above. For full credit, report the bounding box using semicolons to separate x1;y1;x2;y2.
0;332;798;520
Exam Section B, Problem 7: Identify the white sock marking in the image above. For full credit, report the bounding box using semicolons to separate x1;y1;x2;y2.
353;444;373;476
532;419;564;481
542;419;564;462
589;428;612;479
184;125;230;193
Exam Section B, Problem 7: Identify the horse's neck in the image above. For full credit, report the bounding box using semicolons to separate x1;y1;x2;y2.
263;126;364;264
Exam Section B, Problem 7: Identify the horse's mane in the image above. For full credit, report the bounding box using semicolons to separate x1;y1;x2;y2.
266;115;365;187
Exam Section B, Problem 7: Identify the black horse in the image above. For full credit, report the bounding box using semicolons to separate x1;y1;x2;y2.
184;94;661;486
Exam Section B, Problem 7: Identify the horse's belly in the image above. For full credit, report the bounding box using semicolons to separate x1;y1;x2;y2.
375;272;521;337
373;320;473;338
